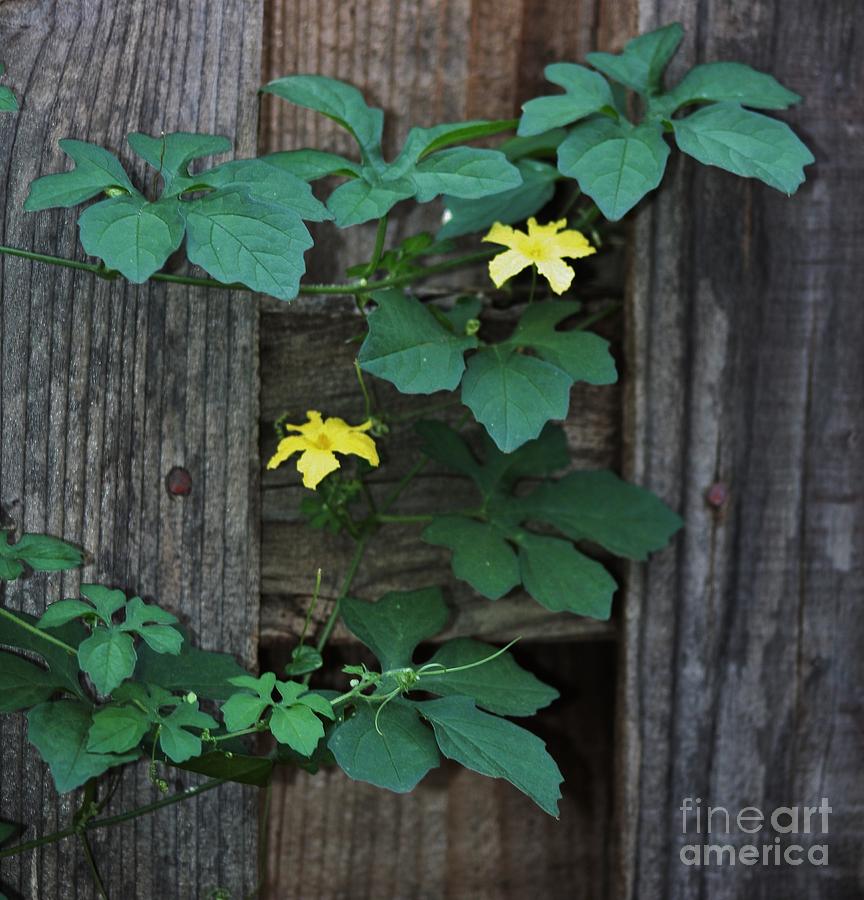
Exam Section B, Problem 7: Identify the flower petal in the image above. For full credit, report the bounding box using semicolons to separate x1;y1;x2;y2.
549;229;596;260
336;431;380;467
285;410;324;435
489;249;531;288
267;435;311;470
297;449;341;490
526;217;567;238
536;257;575;295
482;222;520;249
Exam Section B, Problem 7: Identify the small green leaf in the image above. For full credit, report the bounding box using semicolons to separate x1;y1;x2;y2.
558;118;669;220
358;288;478;394
520;469;683;559
396;119;517;166
135;644;248;700
172;751;274;786
78;195;186;282
27;701;138;793
87;704;151;753
283;645;323;676
518;64;615;136
506;300;617;384
411;148;521;203
262;75;384;155
263;149;362;181
37;599;93;629
269;704;324;756
228;672;277;700
516;532;616;619
80;584;127;623
326;176;415;227
587;22;684;95
127;131;231;191
120;597;183;654
341;588;449;670
295;692;335;720
422;517;519;600
663;62;800;112
439;158;558;240
461;346;573;453
672;102;813;194
78;629;137;694
221;692;270;732
158;701;218;763
424;638;559;717
25;139;136;211
183;189;313;300
418;696;563;816
0;531;83;575
0;652;60;712
329;700;439;792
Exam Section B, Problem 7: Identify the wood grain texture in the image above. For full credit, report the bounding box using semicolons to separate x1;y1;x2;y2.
0;2;262;897
619;2;864;897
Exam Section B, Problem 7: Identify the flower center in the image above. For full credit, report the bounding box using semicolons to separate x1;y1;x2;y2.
313;434;333;451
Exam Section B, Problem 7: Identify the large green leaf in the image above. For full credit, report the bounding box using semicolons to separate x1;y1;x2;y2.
183;189;313;300
672;102;813;194
78;195;186;282
25;139;136;211
0;652;62;712
358;289;478;394
27;701;138;793
261;75;384;155
328;700;439;793
505;300;617;384
663;62;800;112
586;23;684;95
87;704;152;753
326;176;415;227
558;118;669;220
461;346;572;453
77;629;136;695
516;532;616;619
518;64;615;136
127;131;231;192
418;696;563;816
0;530;83;578
263;149;362;181
135;644;248;700
341;588;449;671
422;516;519;600
520;469;683;559
438;159;558;240
424;639;559;716
411;148;521;203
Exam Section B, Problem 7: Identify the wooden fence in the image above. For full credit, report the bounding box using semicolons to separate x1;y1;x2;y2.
1;1;860;898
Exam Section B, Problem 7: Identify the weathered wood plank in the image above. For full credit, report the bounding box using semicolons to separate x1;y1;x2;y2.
619;2;864;897
0;2;262;897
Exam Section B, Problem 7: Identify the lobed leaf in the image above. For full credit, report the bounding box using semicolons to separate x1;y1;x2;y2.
127;131;231;192
663;62;801;113
0;530;83;578
326;176;415;227
586;22;684;95
518;63;615;136
410;147;521;203
77;628;137;695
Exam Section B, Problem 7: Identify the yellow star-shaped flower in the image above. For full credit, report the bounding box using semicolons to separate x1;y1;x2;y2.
266;410;379;490
482;217;596;295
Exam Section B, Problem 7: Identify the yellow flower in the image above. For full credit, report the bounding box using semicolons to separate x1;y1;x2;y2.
266;410;379;490
482;217;596;295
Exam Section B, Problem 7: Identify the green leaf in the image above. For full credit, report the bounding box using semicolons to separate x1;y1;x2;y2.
516;532;616;619
127;131;231;191
358;288;478;394
24;139;136;211
587;22;684;95
520;469;683;559
77;629;137;694
663;62;800;112
283;645;323;676
341;588;449;670
37;599;93;629
422;517;519;600
191;158;332;221
80;584;127;623
440;295;483;334
263;149;362;181
158;701;217;763
329;700;439;792
418;696;563;816
27;701;138;793
119;597;183;654
183;189;313;300
221;692;270;732
87;704;151;753
172;751;274;786
506;300;617;384
0;63;17;112
78;195;185;282
518;64;615;136
400;120;517;165
438;159;558;240
558;118;669;220
0;531;83;576
135;643;248;700
424;638;558;716
0;651;61;712
269;704;324;756
326;176;415;227
295;691;335;720
672;102;813;194
461;346;572;452
262;75;384;155
411;148;521;203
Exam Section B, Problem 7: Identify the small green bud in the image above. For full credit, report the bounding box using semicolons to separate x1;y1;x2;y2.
465;318;481;336
185;691;198;704
104;186;128;198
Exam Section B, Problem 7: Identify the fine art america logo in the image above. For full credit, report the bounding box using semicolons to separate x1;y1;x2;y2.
679;797;831;867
